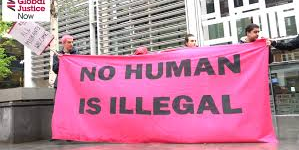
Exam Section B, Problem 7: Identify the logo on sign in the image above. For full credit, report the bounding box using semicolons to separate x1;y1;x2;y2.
7;0;16;11
1;0;50;22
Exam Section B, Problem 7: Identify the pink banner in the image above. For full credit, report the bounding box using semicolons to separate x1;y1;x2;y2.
52;39;277;143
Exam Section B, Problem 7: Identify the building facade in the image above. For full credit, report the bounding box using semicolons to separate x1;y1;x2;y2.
184;0;299;115
21;0;299;115
26;0;187;87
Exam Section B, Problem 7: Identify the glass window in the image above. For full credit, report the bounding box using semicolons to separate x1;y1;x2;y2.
285;16;297;36
234;0;243;7
206;0;215;14
270;63;299;115
281;54;288;61
208;23;224;40
220;0;229;17
249;0;259;4
265;0;293;8
294;52;299;60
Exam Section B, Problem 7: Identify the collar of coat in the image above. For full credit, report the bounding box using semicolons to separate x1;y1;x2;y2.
59;48;78;54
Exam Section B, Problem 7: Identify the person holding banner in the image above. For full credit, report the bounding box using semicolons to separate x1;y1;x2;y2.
240;24;260;43
50;35;79;142
134;47;148;55
52;35;79;90
240;23;273;63
184;34;197;47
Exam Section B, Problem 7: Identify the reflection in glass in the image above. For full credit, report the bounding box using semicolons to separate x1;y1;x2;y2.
249;0;259;4
220;0;229;17
234;0;243;7
270;63;299;115
265;0;293;8
285;16;297;36
206;0;215;14
208;23;225;40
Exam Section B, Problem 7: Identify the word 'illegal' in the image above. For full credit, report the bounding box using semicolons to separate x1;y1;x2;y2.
79;95;242;115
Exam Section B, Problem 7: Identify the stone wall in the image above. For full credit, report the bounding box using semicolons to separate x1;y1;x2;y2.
0;88;54;143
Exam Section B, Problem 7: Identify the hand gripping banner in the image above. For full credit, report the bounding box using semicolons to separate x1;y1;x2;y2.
52;39;277;143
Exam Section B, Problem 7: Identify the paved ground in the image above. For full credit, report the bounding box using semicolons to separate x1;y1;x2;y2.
0;139;298;150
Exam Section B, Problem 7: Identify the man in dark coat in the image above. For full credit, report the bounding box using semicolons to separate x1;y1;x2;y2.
50;35;79;142
52;35;79;89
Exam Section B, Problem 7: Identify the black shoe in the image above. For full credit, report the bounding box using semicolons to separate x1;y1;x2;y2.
49;139;57;142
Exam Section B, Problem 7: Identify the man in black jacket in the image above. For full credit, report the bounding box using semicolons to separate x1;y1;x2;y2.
271;35;299;51
52;35;79;89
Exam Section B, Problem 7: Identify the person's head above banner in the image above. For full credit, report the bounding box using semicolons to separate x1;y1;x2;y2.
184;34;197;48
245;23;260;43
240;24;271;46
134;47;148;55
61;35;74;53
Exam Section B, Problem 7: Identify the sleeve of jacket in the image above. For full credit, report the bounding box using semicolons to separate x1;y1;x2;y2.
272;35;299;51
75;48;79;54
52;54;59;74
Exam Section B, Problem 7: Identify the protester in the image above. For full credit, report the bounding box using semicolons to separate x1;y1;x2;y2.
52;35;79;90
51;35;79;142
240;23;273;63
184;34;197;47
134;47;148;55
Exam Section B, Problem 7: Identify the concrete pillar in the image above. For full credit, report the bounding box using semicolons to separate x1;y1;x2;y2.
24;46;36;87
